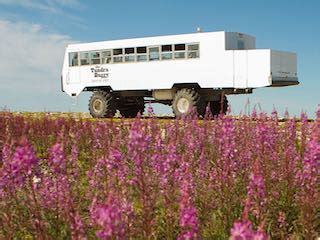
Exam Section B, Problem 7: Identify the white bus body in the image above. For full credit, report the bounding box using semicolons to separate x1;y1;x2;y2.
61;31;298;117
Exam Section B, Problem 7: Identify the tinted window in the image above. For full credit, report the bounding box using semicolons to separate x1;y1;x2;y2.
187;44;200;59
137;47;147;54
149;47;159;61
69;52;78;66
188;44;199;51
174;44;185;51
162;45;172;52
125;55;135;62
137;55;147;62
125;48;135;54
101;50;112;64
80;52;90;65
113;56;123;63
175;52;185;59
161;52;172;60
113;48;123;55
90;51;101;64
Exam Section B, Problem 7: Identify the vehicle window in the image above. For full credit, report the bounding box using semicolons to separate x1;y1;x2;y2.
187;44;199;51
161;45;173;60
137;55;147;62
149;47;159;61
113;48;123;55
175;52;185;59
101;50;112;64
187;44;200;59
174;44;185;51
125;48;135;54
69;52;79;66
113;48;123;63
76;42;199;66
113;56;123;63
80;52;90;65
162;45;172;52
125;55;135;62
90;51;101;65
188;51;199;58
161;52;172;60
174;44;186;59
125;47;135;62
137;47;147;62
137;47;147;54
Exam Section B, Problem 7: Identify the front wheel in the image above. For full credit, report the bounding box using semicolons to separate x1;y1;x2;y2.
88;91;116;118
172;88;205;117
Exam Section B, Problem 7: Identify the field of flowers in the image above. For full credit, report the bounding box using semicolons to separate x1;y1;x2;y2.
0;109;319;239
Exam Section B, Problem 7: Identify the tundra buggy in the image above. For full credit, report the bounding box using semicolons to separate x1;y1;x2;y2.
61;31;298;117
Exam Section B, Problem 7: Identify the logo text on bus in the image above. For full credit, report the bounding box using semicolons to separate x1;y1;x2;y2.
91;66;109;80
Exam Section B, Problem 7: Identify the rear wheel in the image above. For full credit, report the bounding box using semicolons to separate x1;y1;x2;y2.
88;91;116;118
172;88;205;117
209;95;228;116
118;97;145;118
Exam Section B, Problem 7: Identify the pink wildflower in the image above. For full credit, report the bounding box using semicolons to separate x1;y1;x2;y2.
230;220;268;240
90;195;126;239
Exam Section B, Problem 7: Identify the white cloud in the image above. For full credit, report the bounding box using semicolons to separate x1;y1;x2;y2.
0;0;84;14
0;19;84;111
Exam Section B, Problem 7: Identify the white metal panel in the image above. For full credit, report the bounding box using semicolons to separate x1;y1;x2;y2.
68;68;80;84
247;50;271;87
271;50;297;78
233;51;248;88
232;49;271;88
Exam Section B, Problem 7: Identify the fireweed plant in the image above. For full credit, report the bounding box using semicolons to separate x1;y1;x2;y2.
0;108;319;239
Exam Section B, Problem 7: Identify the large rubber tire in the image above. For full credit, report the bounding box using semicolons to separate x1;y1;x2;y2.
209;95;228;116
118;97;145;118
88;91;116;118
172;88;205;117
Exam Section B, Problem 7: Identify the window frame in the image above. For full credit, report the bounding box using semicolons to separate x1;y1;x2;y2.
69;52;79;67
124;47;136;62
161;44;173;60
136;46;147;62
187;43;200;59
101;50;113;64
80;51;90;66
173;43;186;59
73;42;200;67
148;46;160;61
90;51;101;65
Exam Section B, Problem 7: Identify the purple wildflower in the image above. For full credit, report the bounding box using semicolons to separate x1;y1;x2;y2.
178;162;198;240
106;149;129;185
299;138;319;192
70;212;86;240
90;195;126;239
70;143;79;177
0;139;38;189
244;170;266;219
48;143;66;174
230;220;268;240
230;220;254;239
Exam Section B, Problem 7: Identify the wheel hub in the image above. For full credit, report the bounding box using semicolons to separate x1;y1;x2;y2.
176;97;190;113
93;99;103;113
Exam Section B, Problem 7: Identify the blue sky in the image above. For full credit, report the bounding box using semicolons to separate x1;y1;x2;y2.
0;0;319;117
